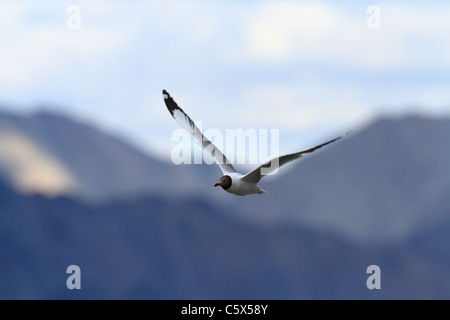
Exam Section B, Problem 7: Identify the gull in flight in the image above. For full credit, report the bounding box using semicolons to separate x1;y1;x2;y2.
163;90;346;196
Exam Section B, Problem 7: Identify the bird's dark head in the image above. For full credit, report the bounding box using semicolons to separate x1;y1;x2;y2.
214;175;232;190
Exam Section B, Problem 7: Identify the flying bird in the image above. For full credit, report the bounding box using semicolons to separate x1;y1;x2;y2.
163;89;346;196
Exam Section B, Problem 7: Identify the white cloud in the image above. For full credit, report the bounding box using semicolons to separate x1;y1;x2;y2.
1;1;449;160
225;2;450;72
238;2;338;63
237;82;370;132
0;2;137;88
0;2;26;28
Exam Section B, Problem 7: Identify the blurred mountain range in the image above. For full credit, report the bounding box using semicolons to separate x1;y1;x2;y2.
0;110;217;201
232;116;450;245
1;180;449;299
0;108;449;299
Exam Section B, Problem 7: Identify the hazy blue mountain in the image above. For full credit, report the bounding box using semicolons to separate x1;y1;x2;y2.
0;109;218;202
1;109;449;248
0;109;449;299
231;115;450;245
0;182;448;299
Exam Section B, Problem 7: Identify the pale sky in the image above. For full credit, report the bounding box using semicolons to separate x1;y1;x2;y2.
1;1;450;160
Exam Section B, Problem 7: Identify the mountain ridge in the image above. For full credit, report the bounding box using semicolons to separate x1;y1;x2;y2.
0;180;448;299
0;108;218;202
0;108;449;246
232;114;450;244
0;108;449;299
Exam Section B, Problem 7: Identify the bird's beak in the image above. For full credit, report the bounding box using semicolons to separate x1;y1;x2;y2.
214;182;220;187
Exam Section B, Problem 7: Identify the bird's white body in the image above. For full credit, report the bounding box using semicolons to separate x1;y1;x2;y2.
226;172;266;196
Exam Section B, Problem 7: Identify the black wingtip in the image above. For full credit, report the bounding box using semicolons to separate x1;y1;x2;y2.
162;90;179;117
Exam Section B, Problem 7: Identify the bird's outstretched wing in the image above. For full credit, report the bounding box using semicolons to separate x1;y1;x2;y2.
241;134;346;183
163;90;236;174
